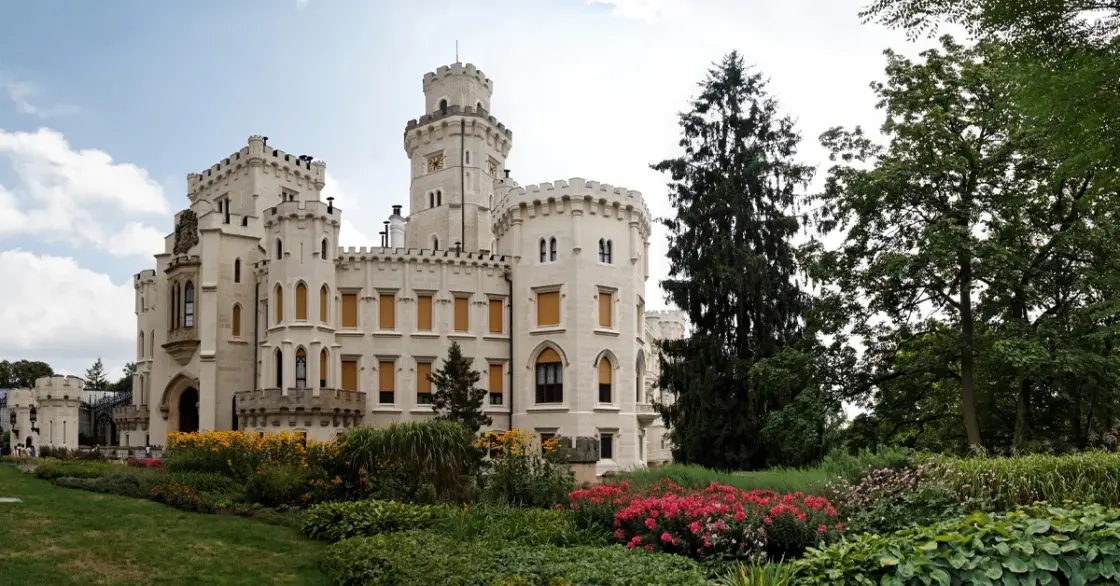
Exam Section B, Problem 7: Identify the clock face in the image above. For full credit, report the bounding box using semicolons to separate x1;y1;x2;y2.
487;159;498;177
427;154;444;173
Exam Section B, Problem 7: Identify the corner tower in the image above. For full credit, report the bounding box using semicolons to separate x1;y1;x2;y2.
404;63;513;252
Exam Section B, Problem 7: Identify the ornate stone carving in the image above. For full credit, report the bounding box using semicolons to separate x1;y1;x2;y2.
173;210;199;255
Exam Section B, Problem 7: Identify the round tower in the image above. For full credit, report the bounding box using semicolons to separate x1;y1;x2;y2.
403;63;513;252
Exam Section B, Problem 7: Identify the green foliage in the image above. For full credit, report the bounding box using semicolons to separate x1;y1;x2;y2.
321;530;710;586
826;466;985;535
0;359;53;388
301;500;451;542
796;504;1120;585
477;429;573;508
652;51;826;471
246;462;315;507
819;446;912;485
84;357;108;390
607;463;832;495
32;459;116;480
429;340;492;434
718;560;800;586
921;451;1120;509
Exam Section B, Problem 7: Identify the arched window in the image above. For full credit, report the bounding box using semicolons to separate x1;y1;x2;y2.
436;190;443;206
535;347;563;404
465;150;471;165
321;238;329;260
439;98;448;113
320;285;329;323
599;239;613;263
232;304;242;337
184;281;195;328
274;284;284;324
319;348;329;388
489;194;494;209
295;348;307;389
139;331;145;358
476;101;483;111
539;239;547;262
234;258;241;283
140;297;145;312
275;348;283;388
549;237;557;262
490;239;497;253
432;235;440;250
429;192;435;208
275;239;283;260
170;282;179;329
598;356;613;403
150;330;155;356
295;282;308;321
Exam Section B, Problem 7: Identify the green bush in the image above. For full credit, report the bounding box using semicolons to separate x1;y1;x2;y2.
607;464;831;495
795;503;1120;585
149;482;218;514
824;465;988;535
920;450;1120;509
246;462;313;507
819;446;912;484
301;500;452;542
322;530;709;586
32;460;115;480
435;504;603;547
719;560;799;586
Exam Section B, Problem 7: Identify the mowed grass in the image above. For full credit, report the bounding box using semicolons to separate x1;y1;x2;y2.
609;464;835;494
0;465;329;586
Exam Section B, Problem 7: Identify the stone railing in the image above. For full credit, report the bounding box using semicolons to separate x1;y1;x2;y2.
234;387;366;429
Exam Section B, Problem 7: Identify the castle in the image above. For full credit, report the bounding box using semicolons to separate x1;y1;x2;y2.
113;62;685;473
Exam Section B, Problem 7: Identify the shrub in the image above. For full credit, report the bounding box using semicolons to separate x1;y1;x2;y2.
32;460;115;480
301;500;451;541
321;530;710;586
246;462;314;507
919;450;1120;509
436;504;603;547
609;464;832;495
824;465;987;535
819;446;911;485
164;430;315;481
477;429;572;508
796;503;1120;585
719;560;799;586
568;479;841;562
149;482;217;514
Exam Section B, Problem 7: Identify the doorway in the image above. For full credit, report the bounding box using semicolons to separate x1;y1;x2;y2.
178;387;200;433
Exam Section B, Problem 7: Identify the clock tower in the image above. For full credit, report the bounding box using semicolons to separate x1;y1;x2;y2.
403;62;513;252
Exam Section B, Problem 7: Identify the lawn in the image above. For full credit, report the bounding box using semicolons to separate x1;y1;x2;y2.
0;465;329;586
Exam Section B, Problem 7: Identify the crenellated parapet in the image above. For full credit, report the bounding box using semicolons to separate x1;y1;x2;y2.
404;104;512;157
234;388;366;430
186;135;327;203
493;177;652;239
134;269;157;288
263;199;341;228
422;62;493;94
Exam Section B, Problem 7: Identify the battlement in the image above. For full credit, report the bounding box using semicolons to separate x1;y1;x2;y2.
645;309;688;324
422;62;493;94
404;104;512;138
263;199;340;227
252;246;511;275
134;269;157;286
496;177;651;230
186;135;327;199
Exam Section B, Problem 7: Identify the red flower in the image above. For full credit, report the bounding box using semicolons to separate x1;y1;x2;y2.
661;531;672;543
645;517;657;530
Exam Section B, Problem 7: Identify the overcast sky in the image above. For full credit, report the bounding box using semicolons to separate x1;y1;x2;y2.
0;0;945;379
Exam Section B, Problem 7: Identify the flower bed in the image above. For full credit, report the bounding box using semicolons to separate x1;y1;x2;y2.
127;458;163;468
568;479;841;561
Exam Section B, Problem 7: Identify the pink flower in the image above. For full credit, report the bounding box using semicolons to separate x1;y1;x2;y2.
734;511;747;522
689;521;701;534
661;531;672;543
817;524;827;534
763;517;773;525
644;544;654;551
613;529;625;539
645;517;657;530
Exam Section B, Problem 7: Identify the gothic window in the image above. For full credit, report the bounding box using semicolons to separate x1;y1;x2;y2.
295;282;308;321
321;238;328;260
539;239;547;262
320;285;329;323
432;235;440;250
275;349;283;388
439;99;448;113
599;239;613;264
139;331;145;358
598;355;613;403
476;101;482;111
150;330;155;356
295;348;307;389
436;190;443;206
319;348;329;388
234;258;241;283
489;194;493;209
184;281;195;328
232;304;242;337
275;284;284;324
535;348;563;404
465;150;471;165
549;237;557;262
275;239;283;261
170;282;179;329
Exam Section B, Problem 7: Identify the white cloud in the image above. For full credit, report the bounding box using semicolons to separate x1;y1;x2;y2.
0;249;135;374
294;0;310;8
585;0;687;21
0;74;78;118
321;172;381;248
0;128;169;257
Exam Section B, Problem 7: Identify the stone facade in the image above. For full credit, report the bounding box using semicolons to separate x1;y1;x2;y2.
118;62;678;473
8;376;84;450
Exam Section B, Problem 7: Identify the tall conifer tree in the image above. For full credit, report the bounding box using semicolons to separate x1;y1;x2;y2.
652;52;814;470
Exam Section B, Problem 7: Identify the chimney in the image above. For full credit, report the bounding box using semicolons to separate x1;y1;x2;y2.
327;196;335;213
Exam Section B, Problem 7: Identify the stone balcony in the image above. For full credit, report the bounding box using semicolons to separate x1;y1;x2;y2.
234;387;366;430
637;403;658;425
112;405;150;431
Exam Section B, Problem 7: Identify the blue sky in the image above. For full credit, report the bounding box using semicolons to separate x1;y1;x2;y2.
0;0;933;379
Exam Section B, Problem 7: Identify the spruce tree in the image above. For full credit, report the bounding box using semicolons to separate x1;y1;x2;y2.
429;341;491;434
85;358;108;390
652;52;814;470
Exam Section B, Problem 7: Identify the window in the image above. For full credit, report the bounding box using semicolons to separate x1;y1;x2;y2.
453;297;469;332
436;190;443;206
549;237;557;261
170;283;179;329
488;298;503;334
598;356;613;403
320;348;329;388
234;258;241;283
342;293;358;328
489;364;503;405
599;239;613;263
439;98;448;113
379;293;396;329
275;349;283;388
465;150;471;165
535;348;563;404
417;294;433;331
432;235;440;250
221;197;230;224
320;285;329;323
184;281;195;328
295;283;308;321
537;291;560;327
321;238;329;260
341;358;358;391
599;291;613;328
378;361;395;403
489;194;493;209
539;239;547;262
295;348;307;389
150;330;155;356
600;433;614;460
276;239;283;260
232;304;242;337
416;361;432;404
274;285;284;324
429;192;435;208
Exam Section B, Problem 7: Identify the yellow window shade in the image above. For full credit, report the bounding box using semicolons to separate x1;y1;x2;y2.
454;297;469;331
599;291;613;328
538;348;562;364
417;362;432;394
320;286;329;323
379;361;395;391
537;291;560;326
320;349;328;384
232;305;241;337
275;286;284;323
295;283;308;321
379;293;396;329
598;357;612;384
417;295;433;330
489;364;503;393
341;293;358;328
489;299;503;333
341;360;358;391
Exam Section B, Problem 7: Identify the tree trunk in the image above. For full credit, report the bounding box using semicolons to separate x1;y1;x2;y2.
1013;378;1031;450
959;251;983;447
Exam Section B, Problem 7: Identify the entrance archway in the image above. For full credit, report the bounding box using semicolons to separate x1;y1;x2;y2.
178;387;200;433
